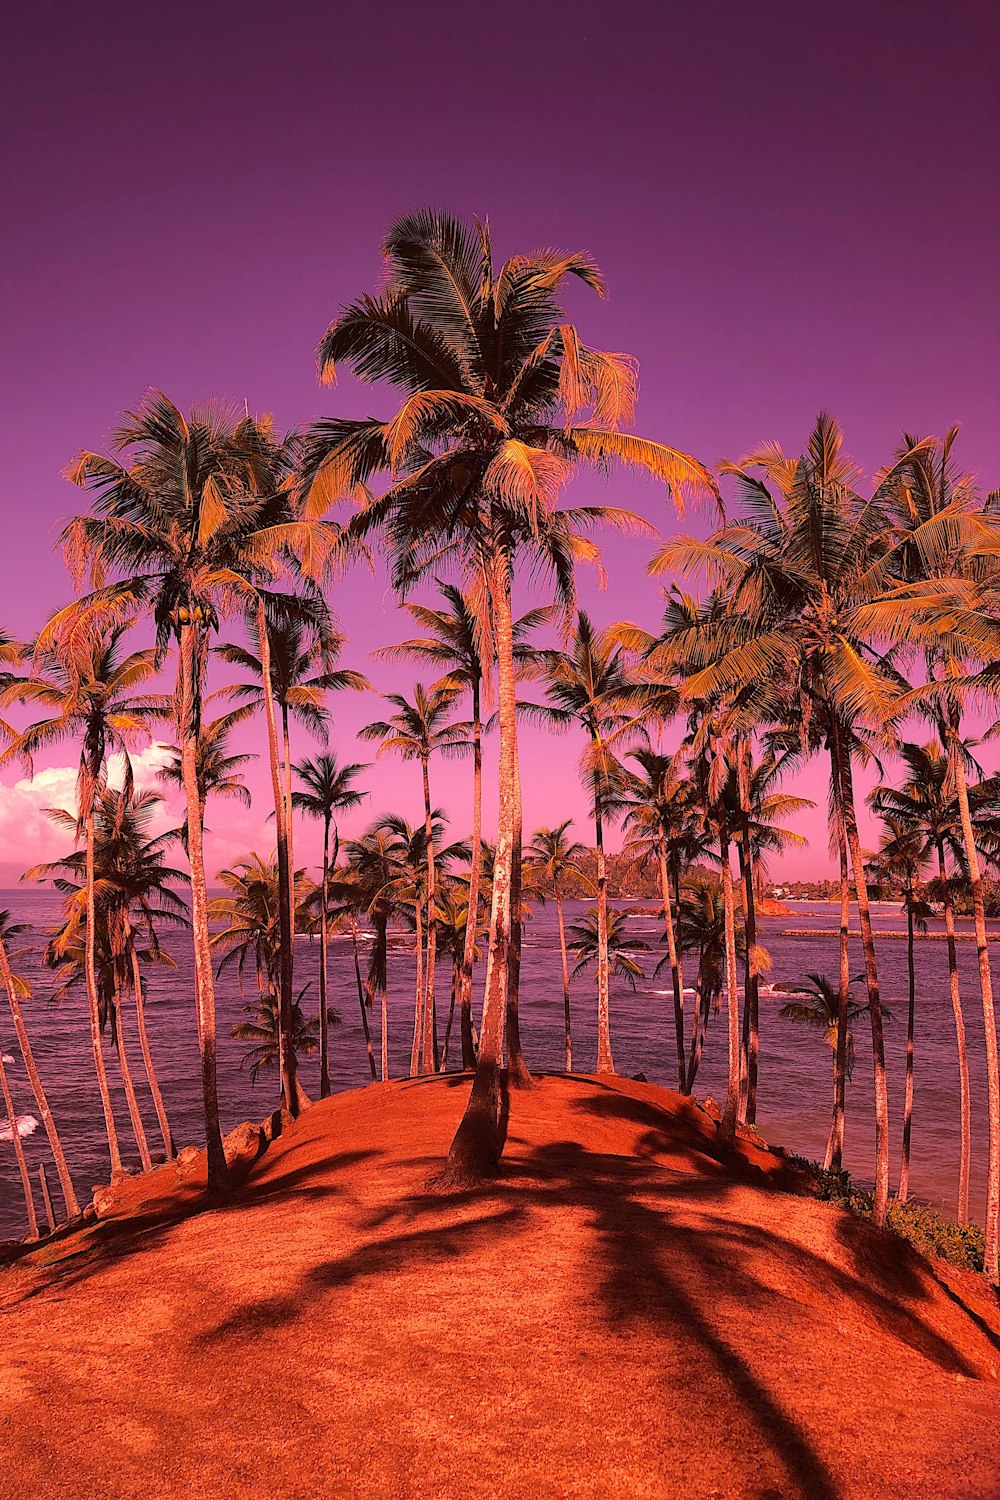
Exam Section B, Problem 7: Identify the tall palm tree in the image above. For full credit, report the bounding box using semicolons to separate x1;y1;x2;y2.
1;625;158;1178
533;612;660;1073
0;911;78;1217
160;702;256;824
342;823;409;1081
360;683;468;1073
780;974;874;1161
298;208;716;1181
291;754;368;1097
567;907;651;990
232;987;323;1088
57;394;340;1186
0;1025;37;1238
524;821;590;1071
675;876;746;1095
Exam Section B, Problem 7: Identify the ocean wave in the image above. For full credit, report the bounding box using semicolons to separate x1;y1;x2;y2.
0;1114;38;1143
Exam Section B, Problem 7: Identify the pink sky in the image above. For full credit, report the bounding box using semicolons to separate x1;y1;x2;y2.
1;1;997;883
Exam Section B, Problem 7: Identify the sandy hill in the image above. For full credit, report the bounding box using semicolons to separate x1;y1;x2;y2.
1;1073;998;1500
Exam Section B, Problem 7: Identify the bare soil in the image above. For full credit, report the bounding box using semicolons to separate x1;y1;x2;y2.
1;1073;998;1499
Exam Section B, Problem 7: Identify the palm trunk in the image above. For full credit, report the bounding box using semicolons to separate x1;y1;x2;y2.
459;679;482;1070
350;917;377;1081
0;1047;38;1238
657;840;685;1092
951;735;1000;1281
686;962;709;1092
593;776;614;1074
125;920;174;1159
410;898;425;1076
179;623;227;1191
0;937;78;1216
505;722;531;1088
937;843;971;1222
319;818;331;1098
899;893;916;1202
718;824;742;1144
556;890;572;1072
375;918;389;1083
736;741;759;1125
826;827;851;1173
832;722;890;1226
85;809;123;1176
442;960;459;1068
257;604;298;1114
112;980;152;1171
421;756;439;1074
442;537;514;1183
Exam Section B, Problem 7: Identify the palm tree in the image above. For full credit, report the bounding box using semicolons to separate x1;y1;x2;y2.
533;612;660;1074
651;414;929;1223
567;907;651;992
524;821;590;1070
58;394;340;1187
0;1029;37;1238
1;625;158;1178
232;987;323;1088
780;974;874;1161
0;911;78;1217
160;702;256;824
342;823;409;1081
360;683;468;1074
291;754;368;1097
674;877;746;1095
298;208;716;1181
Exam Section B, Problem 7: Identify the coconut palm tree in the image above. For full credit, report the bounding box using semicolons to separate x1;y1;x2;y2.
0;1030;37;1238
674;876;747;1095
232;987;323;1088
57;394;341;1186
1;625;158;1177
342;823;409;1081
159;702;256;825
524;821;591;1071
0;911;79;1218
780;974;875;1161
360;683;469;1074
298;208;716;1181
567;907;651;992
291;754;368;1096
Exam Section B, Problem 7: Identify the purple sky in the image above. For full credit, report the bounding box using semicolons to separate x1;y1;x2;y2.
2;0;998;882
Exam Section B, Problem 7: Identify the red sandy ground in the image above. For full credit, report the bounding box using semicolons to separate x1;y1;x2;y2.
1;1073;999;1500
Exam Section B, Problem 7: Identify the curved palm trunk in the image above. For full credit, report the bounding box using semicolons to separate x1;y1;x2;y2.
112;981;152;1171
179;623;227;1191
898;893;916;1202
442;538;514;1183
85;810;123;1176
319;819;331;1098
0;937;78;1216
124;919;173;1159
937;843;971;1222
350;916;377;1081
420;758;440;1074
458;679;482;1070
737;839;760;1125
506;725;532;1089
951;740;1000;1281
0;1047;38;1238
257;605;298;1114
686;961;710;1092
833;725;890;1226
593;778;614;1074
825;832;851;1173
556;889;572;1072
718;825;742;1144
657;840;685;1092
410;899;425;1076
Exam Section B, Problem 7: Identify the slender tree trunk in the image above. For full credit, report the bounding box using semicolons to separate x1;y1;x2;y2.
593;778;614;1074
899;895;916;1202
951;734;1000;1281
112;980;152;1171
125;920;173;1159
410;899;425;1077
84;810;123;1176
319;819;331;1098
256;604;298;1114
0;1047;38;1238
556;890;572;1072
686;963;709;1092
833;724;890;1226
376;921;389;1083
938;843;971;1222
737;851;760;1126
421;757;440;1074
38;1165;55;1233
718;825;742;1144
350;917;377;1081
0;938;79;1216
441;538;515;1183
442;961;459;1069
506;721;531;1088
179;623;227;1191
826;828;851;1173
657;839;685;1092
459;681;482;1070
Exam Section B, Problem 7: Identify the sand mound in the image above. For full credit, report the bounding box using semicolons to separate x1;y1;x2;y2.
1;1073;998;1499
